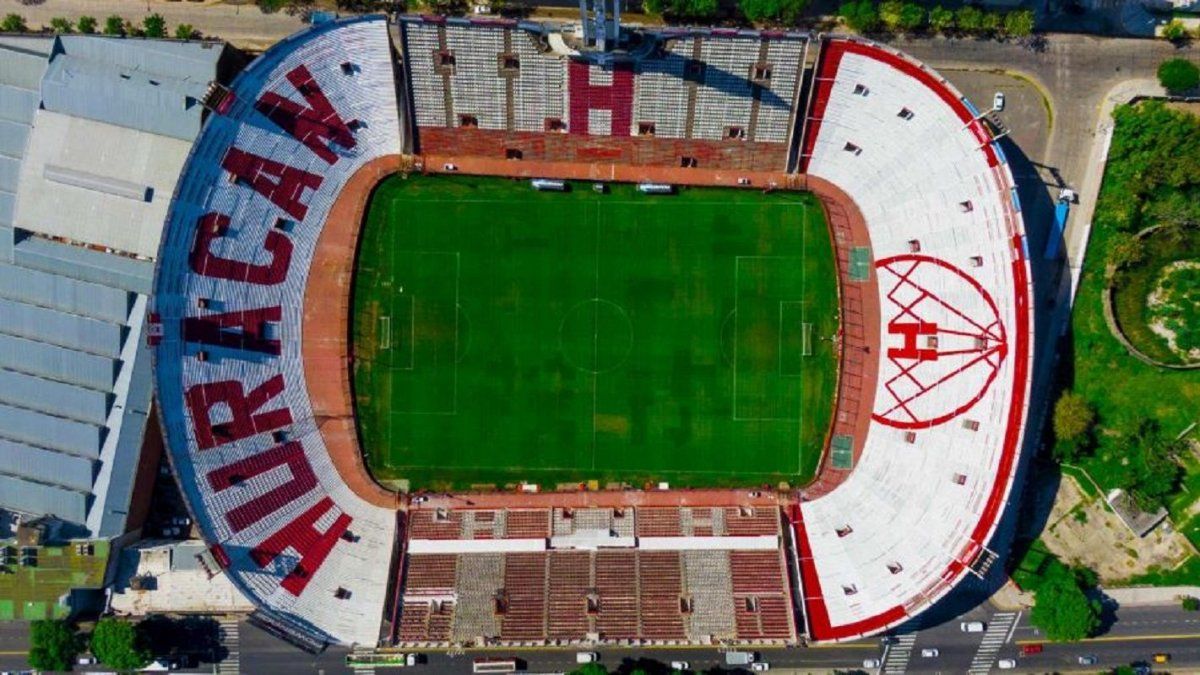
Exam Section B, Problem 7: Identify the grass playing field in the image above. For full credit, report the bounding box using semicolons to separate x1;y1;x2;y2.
351;174;839;490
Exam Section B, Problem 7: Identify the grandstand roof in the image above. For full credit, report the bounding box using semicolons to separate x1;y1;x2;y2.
0;35;225;539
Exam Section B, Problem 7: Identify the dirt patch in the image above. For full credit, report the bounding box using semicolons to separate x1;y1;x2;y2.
1041;475;1191;581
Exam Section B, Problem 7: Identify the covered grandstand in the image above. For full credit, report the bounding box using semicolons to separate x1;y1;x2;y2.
148;15;1032;651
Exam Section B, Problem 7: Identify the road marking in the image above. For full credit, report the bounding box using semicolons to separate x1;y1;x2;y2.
217;615;240;675
883;633;917;674
969;612;1018;674
1016;632;1200;644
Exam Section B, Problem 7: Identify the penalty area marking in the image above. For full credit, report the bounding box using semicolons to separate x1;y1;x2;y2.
380;316;390;350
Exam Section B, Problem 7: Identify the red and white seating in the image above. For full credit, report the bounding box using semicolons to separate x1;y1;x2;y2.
152;17;401;646
794;38;1032;642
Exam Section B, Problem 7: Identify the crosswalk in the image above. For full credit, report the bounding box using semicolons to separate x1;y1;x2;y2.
968;611;1019;674
882;633;917;674
217;615;240;675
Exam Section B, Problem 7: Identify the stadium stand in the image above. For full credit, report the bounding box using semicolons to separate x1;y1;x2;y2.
0;35;230;540
399;18;808;170
152;18;401;646
792;38;1032;642
395;507;795;647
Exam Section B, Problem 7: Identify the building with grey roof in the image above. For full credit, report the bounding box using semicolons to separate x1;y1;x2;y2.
0;35;236;540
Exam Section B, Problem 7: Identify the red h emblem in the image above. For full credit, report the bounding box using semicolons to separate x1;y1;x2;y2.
567;61;634;136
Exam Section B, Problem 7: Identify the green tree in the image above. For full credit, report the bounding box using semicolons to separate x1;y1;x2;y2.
103;14;125;35
739;0;809;25
1106;231;1146;274
570;664;608;675
143;13;167;38
979;9;1001;33
1029;570;1102;641
77;15;97;33
644;0;719;20
257;0;317;15
897;2;925;31
1003;9;1035;37
91;618;152;671
1;14;28;32
1158;58;1200;94
1162;19;1190;44
879;0;903;30
955;5;984;33
928;5;954;32
838;0;879;32
1182;596;1200;611
49;17;73;33
28;619;80;672
175;23;198;40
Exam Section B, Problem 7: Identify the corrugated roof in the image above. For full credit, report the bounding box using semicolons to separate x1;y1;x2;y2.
0;261;131;323
12;234;154;294
0;474;88;524
0;369;112;425
0;438;94;492
14;110;192;259
0;85;38;125
0;402;102;458
0;333;117;391
0;297;125;358
0;44;47;91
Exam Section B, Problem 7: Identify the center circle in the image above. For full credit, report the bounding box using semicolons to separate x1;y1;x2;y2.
559;298;633;374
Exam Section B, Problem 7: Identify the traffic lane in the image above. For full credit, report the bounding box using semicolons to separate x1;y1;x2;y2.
0;621;30;673
1000;635;1200;673
238;618;352;675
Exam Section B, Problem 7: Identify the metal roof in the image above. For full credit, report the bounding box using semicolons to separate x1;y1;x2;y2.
0;333;117;392
0;475;88;525
0;260;131;323
0;297;125;358
12;233;154;294
0;369;112;425
0;402;103;458
0;438;94;492
14;110;192;259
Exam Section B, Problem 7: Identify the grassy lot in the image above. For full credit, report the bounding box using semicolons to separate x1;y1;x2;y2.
1068;101;1200;584
352;175;839;490
0;540;108;620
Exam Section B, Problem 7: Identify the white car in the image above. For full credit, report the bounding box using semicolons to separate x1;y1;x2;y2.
862;658;881;668
669;662;689;671
998;658;1017;669
961;621;986;632
750;663;770;671
920;648;939;658
993;91;1005;111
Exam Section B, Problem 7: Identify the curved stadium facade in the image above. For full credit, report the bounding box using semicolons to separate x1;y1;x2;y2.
151;16;1033;649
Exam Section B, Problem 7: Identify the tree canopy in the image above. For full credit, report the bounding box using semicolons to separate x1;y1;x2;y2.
1053;391;1096;462
91;618;152;671
1158;58;1200;95
644;0;719;21
1003;9;1035;38
103;14;125;35
1;13;28;32
838;0;879;32
739;0;809;25
143;13;167;38
28;620;80;672
1029;569;1102;641
77;15;97;33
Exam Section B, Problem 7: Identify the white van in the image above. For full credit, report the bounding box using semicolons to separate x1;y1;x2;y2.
575;652;599;664
920;648;939;658
961;621;986;633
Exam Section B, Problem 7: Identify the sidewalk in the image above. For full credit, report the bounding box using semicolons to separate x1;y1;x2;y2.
3;0;306;50
1103;586;1200;606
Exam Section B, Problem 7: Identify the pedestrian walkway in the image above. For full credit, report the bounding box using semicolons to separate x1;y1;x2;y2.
968;612;1019;674
882;633;917;673
217;615;240;675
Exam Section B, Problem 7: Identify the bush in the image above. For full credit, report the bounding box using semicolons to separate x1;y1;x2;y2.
1053;391;1096;445
1003;9;1035;38
1162;19;1190;44
838;0;879;32
28;620;80;672
91;618;152;671
879;0;903;30
1;13;28;32
103;15;125;35
77;15;97;33
49;17;73;33
143;13;167;38
955;5;984;32
897;2;925;31
175;23;199;40
1182;596;1200;611
1158;58;1200;94
739;0;809;25
928;5;954;32
644;0;719;20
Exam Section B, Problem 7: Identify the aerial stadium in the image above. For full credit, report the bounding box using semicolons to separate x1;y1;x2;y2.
139;8;1032;652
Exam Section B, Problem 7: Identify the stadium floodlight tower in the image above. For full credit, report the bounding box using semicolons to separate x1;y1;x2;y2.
579;0;622;53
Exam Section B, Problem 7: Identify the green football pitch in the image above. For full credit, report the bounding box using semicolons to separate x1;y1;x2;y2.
351;174;839;490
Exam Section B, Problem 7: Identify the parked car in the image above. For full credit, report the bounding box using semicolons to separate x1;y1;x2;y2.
750;663;770;672
961;621;986;633
920;648;939;658
993;91;1006;111
1021;643;1043;655
669;662;689;671
575;652;598;664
